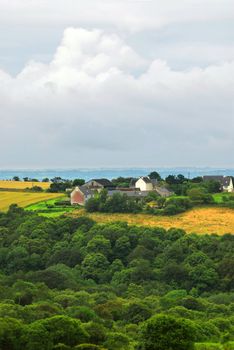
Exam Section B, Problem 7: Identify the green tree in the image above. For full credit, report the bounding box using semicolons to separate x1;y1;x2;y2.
81;253;110;283
0;317;23;350
42;315;88;347
141;314;195;350
72;179;85;186
148;172;162;181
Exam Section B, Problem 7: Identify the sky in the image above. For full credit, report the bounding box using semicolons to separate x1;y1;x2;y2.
0;0;234;169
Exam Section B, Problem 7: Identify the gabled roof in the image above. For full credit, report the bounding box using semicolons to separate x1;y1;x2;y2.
72;186;95;197
129;178;137;187
203;176;224;182
203;175;232;187
222;176;232;187
155;186;173;197
138;176;152;184
91;178;113;187
79;186;96;196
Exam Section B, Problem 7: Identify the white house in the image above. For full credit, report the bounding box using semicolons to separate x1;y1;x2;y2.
135;176;155;191
223;177;234;192
203;176;234;193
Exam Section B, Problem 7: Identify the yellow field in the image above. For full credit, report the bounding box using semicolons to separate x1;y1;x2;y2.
73;207;234;235
0;180;51;190
0;191;62;212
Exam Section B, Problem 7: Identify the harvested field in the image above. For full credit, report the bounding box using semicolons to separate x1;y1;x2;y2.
73;207;234;235
0;180;50;190
0;191;63;212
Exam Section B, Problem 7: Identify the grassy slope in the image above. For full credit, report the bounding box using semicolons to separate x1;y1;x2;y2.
72;207;234;235
0;191;63;212
25;198;76;217
0;180;51;190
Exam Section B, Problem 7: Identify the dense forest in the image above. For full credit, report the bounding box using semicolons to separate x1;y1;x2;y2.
0;205;233;349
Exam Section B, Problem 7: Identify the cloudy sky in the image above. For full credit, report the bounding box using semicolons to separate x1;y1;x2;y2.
0;0;234;169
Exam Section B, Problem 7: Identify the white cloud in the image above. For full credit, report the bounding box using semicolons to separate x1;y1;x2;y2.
0;27;234;168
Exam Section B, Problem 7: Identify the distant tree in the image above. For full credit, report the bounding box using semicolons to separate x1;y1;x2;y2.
0;317;23;350
141;314;195;350
72;179;85;187
187;188;214;204
42;315;88;347
124;301;152;324
191;176;203;183
111;177;131;188
13;176;20;181
204;180;221;193
87;235;111;257
42;178;50;182
27;186;43;192
81;253;110;283
165;175;177;185
104;332;130;350
85;198;100;213
165;174;186;185
21;321;52;350
148;172;162;181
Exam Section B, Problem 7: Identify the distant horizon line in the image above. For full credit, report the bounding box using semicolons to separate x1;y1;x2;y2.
1;166;234;171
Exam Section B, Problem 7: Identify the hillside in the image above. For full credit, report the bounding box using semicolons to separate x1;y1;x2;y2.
0;207;233;350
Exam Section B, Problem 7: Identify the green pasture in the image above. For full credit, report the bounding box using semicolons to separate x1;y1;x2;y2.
25;197;78;217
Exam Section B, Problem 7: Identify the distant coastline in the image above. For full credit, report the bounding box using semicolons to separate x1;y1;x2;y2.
0;167;234;181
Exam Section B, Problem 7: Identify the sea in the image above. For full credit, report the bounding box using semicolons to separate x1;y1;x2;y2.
0;168;234;181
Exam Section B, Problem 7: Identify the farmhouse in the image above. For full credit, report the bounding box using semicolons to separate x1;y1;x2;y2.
71;178;114;205
134;176;172;197
135;176;157;191
70;186;95;206
70;176;173;206
203;176;234;192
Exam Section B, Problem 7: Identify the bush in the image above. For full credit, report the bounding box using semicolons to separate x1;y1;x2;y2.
195;343;223;350
164;204;184;215
74;345;106;350
224;342;234;350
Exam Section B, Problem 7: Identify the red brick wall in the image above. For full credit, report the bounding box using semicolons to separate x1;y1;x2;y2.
71;190;85;205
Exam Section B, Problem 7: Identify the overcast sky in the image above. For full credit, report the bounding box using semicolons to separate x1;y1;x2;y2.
0;0;234;169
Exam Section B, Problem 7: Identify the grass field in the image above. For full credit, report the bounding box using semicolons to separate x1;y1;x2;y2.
0;180;51;190
0;191;63;212
26;198;76;217
72;207;234;235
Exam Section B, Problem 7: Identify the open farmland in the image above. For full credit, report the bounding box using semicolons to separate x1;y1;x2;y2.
0;180;51;190
73;207;234;235
0;191;63;212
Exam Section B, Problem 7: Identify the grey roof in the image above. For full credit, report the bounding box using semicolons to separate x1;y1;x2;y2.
155;186;173;197
108;189;150;198
203;176;224;182
140;176;152;184
223;176;232;186
203;175;232;186
90;178;113;187
151;178;158;186
79;186;96;196
129;178;137;187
